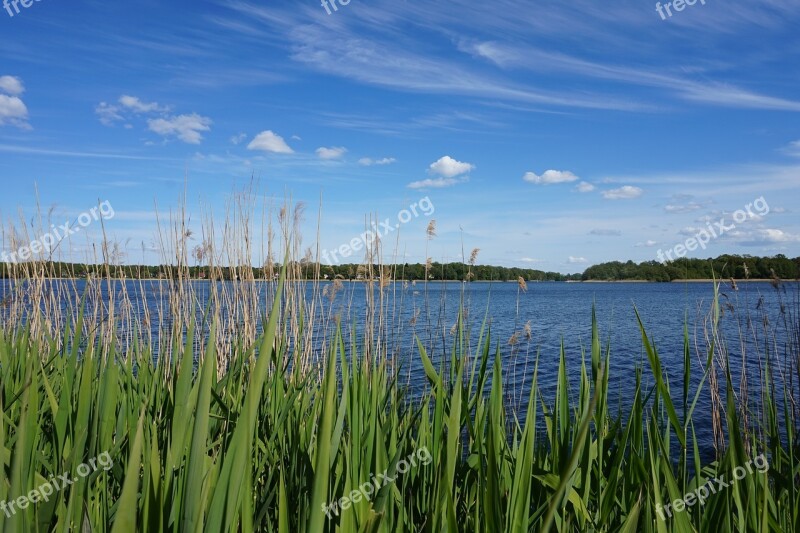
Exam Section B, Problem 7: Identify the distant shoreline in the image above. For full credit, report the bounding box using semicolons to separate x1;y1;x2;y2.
1;277;793;283
581;278;784;283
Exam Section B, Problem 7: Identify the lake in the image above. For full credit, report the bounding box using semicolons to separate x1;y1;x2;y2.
2;278;797;460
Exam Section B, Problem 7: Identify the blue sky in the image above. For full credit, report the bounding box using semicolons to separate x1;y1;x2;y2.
1;0;798;272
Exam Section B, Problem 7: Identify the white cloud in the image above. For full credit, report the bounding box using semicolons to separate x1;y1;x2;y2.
429;156;474;178
679;226;702;237
664;202;703;213
602;185;643;200
0;94;30;129
316;146;347;160
749;229;800;244
635;240;658;247
230;133;248;145
95;102;124;126
568;256;588;264
520;257;544;263
407;177;466;189
119;95;166;114
247;130;294;154
0;75;29;129
359;157;396;166
0;75;24;96
462;40;519;67
589;229;622;236
148;113;212;144
523;169;579;185
575;181;595;193
96;95;168;127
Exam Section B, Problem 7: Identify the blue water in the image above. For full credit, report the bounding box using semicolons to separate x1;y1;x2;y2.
2;278;797;460
342;280;798;458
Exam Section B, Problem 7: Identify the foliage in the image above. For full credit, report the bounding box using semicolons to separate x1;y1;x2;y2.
1;281;798;532
581;254;800;282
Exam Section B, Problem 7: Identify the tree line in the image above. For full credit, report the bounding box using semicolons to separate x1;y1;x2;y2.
1;254;797;282
580;254;799;282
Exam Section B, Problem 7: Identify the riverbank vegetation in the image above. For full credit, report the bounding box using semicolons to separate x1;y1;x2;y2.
1;192;798;531
1;267;798;531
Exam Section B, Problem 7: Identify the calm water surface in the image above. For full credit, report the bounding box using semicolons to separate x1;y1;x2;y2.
3;279;797;460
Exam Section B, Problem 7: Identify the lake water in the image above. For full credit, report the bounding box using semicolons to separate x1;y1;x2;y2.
2;278;797;460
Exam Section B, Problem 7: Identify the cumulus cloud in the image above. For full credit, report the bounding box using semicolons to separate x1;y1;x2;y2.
568;256;588;264
0;75;29;129
316;146;347;159
96;95;168;127
247;130;294;154
575;181;596;193
148;113;212;144
95;95;209;143
635;240;658;247
520;257;544;263
0;75;24;96
523;169;579;185
589;229;622;236
407;177;466;189
602;186;643;200
429;156;474;178
744;229;800;244
0;94;30;129
359;157;396;166
119;95;167;114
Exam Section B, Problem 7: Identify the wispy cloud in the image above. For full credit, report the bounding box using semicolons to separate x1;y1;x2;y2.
359;157;396;166
589;229;622;236
271;14;649;111
782;140;800;157
0;144;173;160
408;177;467;189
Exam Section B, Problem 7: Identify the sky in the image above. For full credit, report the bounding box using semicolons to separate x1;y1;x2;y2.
0;0;799;273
